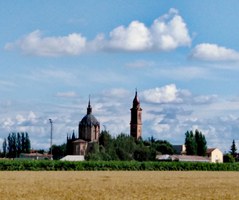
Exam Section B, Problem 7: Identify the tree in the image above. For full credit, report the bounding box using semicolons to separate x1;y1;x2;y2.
4;132;31;158
99;130;112;149
223;154;235;163
185;130;207;156
185;131;197;155
230;139;237;157
2;138;7;157
16;132;22;157
51;144;66;160
25;132;31;153
195;130;207;156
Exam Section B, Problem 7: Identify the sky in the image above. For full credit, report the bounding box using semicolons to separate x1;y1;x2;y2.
1;1;239;152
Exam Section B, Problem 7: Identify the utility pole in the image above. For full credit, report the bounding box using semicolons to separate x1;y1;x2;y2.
49;119;53;160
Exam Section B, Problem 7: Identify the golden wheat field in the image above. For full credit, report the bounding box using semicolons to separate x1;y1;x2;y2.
0;171;239;200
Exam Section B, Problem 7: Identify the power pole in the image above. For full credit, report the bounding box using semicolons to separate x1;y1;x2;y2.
49;119;53;160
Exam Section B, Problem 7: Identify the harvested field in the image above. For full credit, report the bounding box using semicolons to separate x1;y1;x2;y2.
0;171;239;200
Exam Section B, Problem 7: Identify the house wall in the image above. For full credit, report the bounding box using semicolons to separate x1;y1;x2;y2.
210;149;223;163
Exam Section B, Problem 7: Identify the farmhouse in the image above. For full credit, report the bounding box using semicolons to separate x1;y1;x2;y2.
206;148;223;163
158;147;223;163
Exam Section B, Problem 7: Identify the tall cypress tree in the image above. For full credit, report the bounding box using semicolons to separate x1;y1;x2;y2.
185;130;197;155
185;130;207;156
25;132;31;153
2;138;7;157
230;139;237;157
17;132;22;157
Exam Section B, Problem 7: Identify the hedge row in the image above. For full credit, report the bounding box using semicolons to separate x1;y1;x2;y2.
0;160;239;171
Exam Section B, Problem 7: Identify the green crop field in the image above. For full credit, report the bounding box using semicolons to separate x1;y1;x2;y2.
0;171;239;200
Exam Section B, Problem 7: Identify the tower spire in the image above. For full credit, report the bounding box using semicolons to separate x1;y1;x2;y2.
87;95;92;114
133;88;140;108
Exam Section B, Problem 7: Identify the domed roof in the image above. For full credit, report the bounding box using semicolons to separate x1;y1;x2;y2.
79;99;100;127
79;113;100;127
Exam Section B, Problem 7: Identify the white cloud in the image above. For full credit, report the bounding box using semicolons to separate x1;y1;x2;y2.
5;30;87;56
108;21;152;51
108;8;191;51
190;43;239;61
151;8;191;51
5;9;191;56
141;84;186;104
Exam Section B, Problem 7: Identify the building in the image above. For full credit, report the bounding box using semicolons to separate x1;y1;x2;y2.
66;99;100;156
206;148;223;163
19;153;51;160
130;90;142;139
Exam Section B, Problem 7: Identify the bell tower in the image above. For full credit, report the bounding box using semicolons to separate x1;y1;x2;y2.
130;90;142;139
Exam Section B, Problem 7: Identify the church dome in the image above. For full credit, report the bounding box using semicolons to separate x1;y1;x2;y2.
79;99;100;127
79;113;100;127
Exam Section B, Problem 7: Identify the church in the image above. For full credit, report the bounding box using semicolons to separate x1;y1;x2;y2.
66;90;142;156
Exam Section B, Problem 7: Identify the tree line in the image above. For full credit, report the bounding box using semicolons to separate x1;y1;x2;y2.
85;131;175;161
2;132;31;158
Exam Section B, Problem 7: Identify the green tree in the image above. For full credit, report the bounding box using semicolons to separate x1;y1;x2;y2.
153;140;175;155
230;139;237;157
99;130;112;150
195;130;207;156
223;154;235;163
51;143;66;160
25;132;31;153
5;132;31;158
185;130;207;156
185;131;197;155
2;138;7;157
16;132;22;157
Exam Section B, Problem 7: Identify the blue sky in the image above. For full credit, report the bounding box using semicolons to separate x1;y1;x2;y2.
1;1;239;152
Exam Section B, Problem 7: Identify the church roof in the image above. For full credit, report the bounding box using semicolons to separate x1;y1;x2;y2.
79;113;100;127
79;98;100;127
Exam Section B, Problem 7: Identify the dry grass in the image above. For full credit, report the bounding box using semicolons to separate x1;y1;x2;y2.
0;171;239;200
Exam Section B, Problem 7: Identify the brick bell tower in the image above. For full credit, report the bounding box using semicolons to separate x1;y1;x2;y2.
130;89;142;139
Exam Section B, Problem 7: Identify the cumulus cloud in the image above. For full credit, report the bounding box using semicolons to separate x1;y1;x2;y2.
108;21;152;51
5;9;191;56
190;43;239;61
5;30;87;56
150;8;191;51
141;84;188;104
108;8;191;51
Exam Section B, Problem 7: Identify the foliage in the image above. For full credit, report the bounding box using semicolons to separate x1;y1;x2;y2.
223;154;236;163
230;139;237;157
86;132;175;161
50;144;66;160
185;130;207;156
2;132;31;158
0;160;239;171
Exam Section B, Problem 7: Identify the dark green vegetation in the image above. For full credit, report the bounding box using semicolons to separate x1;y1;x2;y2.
85;132;175;161
185;129;207;156
0;160;239;171
2;132;31;158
